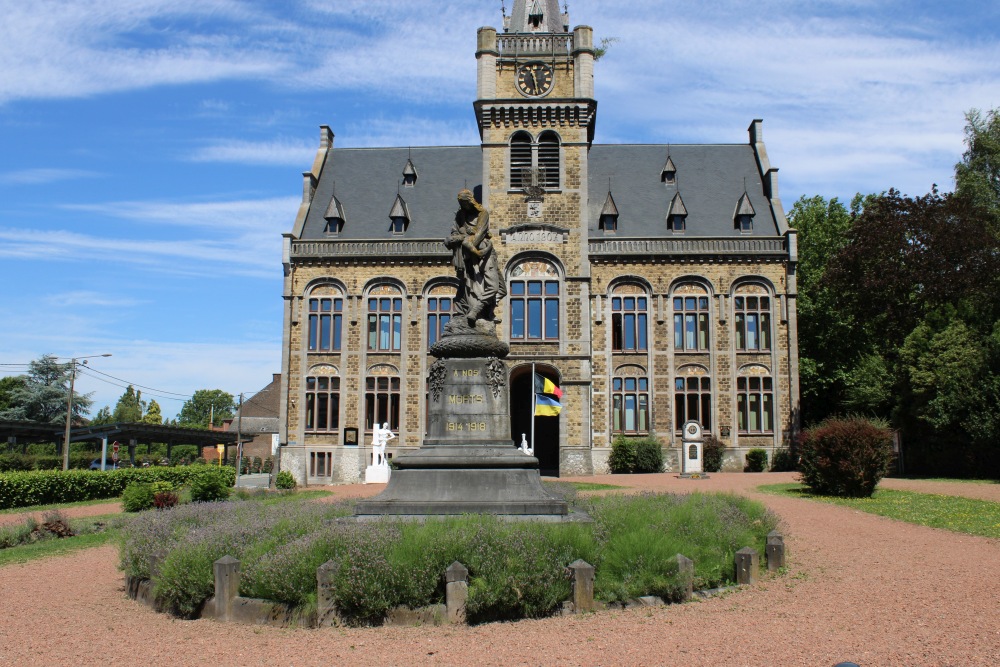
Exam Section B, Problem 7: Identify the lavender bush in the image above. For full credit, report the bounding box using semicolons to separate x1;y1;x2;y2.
118;491;777;624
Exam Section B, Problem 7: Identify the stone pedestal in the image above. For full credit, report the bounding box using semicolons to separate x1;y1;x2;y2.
364;464;389;484
355;352;568;519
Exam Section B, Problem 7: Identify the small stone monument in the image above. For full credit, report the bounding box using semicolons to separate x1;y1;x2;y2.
679;420;708;478
354;190;567;518
364;422;393;484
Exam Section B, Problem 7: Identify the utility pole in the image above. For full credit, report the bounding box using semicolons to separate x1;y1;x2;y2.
235;392;243;484
62;353;112;471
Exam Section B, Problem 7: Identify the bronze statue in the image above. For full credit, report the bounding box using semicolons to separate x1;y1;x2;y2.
445;190;507;331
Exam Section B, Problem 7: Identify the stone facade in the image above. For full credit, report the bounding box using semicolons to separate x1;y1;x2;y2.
277;7;799;485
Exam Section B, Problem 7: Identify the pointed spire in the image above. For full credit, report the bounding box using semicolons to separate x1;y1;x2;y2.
323;194;346;221
734;191;755;218
506;0;568;33
402;154;417;186
389;193;410;221
668;192;687;217
661;152;677;183
600;190;619;217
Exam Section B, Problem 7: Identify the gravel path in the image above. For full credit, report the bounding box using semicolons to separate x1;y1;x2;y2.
1;472;997;666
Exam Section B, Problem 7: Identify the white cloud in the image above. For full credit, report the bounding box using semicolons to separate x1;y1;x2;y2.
0;168;102;185
42;291;146;309
188;139;316;166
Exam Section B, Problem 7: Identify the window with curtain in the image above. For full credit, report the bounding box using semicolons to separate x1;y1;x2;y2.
367;286;403;351
673;288;711;351
612;375;649;435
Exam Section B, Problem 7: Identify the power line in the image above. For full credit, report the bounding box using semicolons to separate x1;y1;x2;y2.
81;366;191;397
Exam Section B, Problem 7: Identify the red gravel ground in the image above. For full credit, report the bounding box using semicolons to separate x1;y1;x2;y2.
1;472;998;666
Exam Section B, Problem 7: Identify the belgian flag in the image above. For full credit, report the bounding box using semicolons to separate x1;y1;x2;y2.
535;394;562;417
533;373;563;399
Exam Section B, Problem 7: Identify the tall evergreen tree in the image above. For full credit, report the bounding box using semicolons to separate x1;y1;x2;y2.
143;399;163;425
112;385;145;422
0;355;92;424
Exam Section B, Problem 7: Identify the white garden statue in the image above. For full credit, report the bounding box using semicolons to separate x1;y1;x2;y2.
373;422;395;467
519;432;533;456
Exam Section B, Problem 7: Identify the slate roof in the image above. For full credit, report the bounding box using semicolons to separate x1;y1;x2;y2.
298;143;780;242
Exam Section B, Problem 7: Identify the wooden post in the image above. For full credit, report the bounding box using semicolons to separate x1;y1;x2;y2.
675;553;694;601
445;561;469;624
213;555;240;621
735;547;759;585
316;560;338;627
567;559;596;612
766;531;785;571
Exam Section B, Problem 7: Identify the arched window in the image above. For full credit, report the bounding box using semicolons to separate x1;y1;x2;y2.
509;131;561;190
365;365;400;431
737;366;774;434
675;365;711;432
537;131;560;189
367;285;403;351
509;132;533;190
612;366;649;435
673;284;711;351
611;284;648;351
307;286;343;352
734;285;772;351
508;259;560;341
426;284;455;349
305;366;340;433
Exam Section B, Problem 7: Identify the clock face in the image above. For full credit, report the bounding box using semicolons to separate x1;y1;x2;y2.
516;62;554;97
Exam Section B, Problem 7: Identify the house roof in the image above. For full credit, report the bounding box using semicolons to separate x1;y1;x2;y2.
298;143;781;242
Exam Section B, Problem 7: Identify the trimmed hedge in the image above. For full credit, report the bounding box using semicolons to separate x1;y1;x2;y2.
798;416;893;498
608;436;664;474
0;466;236;510
745;448;768;472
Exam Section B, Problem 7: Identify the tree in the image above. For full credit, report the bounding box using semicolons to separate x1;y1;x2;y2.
143;399;163;425
955;107;1000;226
0;375;27;412
112;385;145;423
177;389;235;428
0;355;92;424
90;406;113;425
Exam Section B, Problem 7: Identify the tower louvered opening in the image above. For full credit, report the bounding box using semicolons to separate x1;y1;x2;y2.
537;131;560;189
510;132;533;189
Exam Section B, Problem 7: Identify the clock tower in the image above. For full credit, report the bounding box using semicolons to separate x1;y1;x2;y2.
474;0;598;473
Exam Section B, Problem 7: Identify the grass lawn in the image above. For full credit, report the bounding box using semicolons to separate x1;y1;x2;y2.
567;482;626;491
0;497;120;516
0;513;121;567
760;483;1000;539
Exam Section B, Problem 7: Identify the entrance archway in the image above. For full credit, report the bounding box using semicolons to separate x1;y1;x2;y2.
509;364;561;476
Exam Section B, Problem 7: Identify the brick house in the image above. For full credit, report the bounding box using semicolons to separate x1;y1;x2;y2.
278;0;800;485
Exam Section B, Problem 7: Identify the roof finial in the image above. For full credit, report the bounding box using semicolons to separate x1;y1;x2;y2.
501;0;507;18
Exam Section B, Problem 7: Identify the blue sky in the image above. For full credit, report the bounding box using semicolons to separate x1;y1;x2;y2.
1;0;997;418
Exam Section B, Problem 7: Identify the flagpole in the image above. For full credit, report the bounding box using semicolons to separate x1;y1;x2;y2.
530;362;536;455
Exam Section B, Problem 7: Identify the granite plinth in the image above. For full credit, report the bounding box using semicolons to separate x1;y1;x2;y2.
355;354;568;519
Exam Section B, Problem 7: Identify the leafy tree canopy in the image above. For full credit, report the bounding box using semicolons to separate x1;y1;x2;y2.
177;389;235;428
90;405;114;425
0;375;27;412
112;385;145;423
955;107;1000;225
143;399;163;425
0;355;93;424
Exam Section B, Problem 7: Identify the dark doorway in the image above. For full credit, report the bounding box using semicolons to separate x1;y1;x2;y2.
509;365;561;476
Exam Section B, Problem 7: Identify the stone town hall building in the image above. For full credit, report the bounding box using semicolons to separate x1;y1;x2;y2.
278;1;800;485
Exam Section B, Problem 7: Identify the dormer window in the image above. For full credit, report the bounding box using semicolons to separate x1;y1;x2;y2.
389;194;410;235
599;191;619;233
734;192;755;233
528;0;544;29
402;158;417;187
661;155;677;184
668;192;687;233
323;195;346;235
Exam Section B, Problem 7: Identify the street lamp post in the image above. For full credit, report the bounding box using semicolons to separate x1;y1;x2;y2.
62;354;112;471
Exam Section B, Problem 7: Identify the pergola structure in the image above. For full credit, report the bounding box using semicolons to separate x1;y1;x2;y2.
0;420;243;464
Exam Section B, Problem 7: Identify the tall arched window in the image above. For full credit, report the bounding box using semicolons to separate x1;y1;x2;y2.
367;285;403;351
675;365;711;432
508;259;560;341
737;366;774;434
611;283;648;351
612;366;649;435
509;131;561;190
307;285;343;352
365;365;400;431
305;365;340;433
426;284;456;349
734;284;773;352
509;132;533;189
673;284;711;351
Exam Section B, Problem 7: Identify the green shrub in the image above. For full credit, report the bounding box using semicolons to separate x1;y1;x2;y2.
122;483;156;512
770;448;797;472
745;449;768;472
798;416;893;498
262;457;273;473
0;466;235;510
189;469;231;503
703;436;725;472
0;454;34;472
633;438;664;473
275;470;296;490
608;437;636;473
